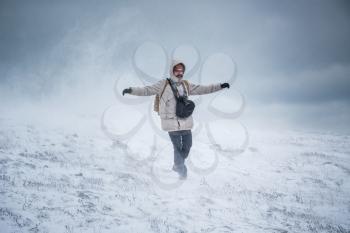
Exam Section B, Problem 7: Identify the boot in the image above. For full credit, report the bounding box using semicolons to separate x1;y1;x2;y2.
172;164;187;179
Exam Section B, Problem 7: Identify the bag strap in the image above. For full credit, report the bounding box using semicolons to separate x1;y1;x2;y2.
182;80;190;96
159;79;168;100
166;78;180;100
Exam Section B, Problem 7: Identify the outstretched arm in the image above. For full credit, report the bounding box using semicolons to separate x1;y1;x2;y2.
188;82;230;95
123;79;165;96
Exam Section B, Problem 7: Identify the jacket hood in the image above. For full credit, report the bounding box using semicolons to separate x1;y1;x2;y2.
169;59;186;83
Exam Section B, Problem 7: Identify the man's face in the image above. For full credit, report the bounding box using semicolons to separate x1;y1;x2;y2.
173;64;185;79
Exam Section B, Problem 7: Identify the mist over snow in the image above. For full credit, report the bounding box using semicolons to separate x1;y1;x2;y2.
1;0;349;133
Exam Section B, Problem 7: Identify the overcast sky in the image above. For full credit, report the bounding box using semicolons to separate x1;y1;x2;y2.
1;0;349;133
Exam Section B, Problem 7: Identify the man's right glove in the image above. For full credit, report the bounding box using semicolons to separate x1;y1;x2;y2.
122;87;132;96
220;83;230;89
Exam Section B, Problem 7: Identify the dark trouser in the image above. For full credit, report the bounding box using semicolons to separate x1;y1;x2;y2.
168;130;192;175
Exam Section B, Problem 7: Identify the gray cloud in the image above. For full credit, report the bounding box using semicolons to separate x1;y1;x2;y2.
0;0;349;133
247;64;350;104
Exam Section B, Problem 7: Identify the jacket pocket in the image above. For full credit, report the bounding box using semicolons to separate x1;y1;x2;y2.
160;112;175;119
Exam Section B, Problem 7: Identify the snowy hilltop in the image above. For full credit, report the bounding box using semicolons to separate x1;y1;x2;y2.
0;114;349;233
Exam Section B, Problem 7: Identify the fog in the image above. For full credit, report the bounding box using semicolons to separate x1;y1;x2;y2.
1;1;350;232
1;0;350;133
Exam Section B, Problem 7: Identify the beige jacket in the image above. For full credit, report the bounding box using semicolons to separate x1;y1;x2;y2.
130;60;223;132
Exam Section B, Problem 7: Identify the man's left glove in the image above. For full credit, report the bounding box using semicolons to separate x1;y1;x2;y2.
220;83;230;89
122;87;132;96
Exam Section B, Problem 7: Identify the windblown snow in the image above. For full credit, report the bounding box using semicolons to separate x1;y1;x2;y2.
0;114;349;233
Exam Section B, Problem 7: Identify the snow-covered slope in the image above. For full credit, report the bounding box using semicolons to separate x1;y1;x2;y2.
0;116;349;233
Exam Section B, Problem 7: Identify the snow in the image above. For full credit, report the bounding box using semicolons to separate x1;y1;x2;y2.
0;114;349;233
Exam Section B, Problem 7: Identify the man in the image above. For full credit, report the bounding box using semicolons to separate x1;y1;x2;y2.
122;60;230;179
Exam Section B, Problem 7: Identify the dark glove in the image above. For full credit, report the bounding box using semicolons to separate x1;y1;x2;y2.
220;83;230;89
122;87;132;96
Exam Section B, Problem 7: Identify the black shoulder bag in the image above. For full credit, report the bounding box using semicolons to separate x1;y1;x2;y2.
167;78;195;118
